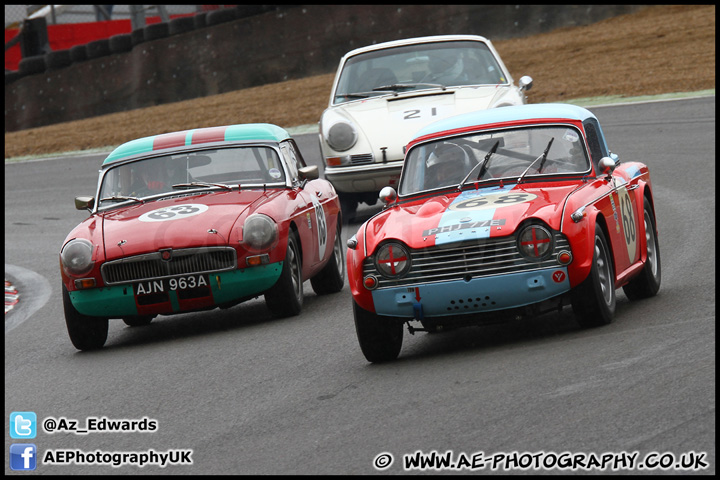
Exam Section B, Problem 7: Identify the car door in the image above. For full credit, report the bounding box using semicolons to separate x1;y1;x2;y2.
583;119;640;279
280;140;329;269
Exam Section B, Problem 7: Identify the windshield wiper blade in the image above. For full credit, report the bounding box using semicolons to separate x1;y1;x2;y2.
99;195;144;204
517;137;554;184
457;140;500;191
373;83;446;92
172;181;232;190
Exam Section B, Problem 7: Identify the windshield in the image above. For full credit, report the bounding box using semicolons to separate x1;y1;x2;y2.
97;146;285;208
399;125;591;196
332;40;507;105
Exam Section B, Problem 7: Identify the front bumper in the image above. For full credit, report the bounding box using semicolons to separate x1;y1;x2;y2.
69;263;283;317
370;267;570;319
324;162;403;193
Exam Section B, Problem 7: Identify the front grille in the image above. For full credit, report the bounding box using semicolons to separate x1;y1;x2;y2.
101;247;237;285
363;232;570;289
350;153;374;165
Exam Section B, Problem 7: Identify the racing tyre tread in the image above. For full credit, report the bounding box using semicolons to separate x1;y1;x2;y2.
310;222;345;295
63;285;108;350
353;301;403;363
571;226;616;328
265;233;303;317
623;197;661;300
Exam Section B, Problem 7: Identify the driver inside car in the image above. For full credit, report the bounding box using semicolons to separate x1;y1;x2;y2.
129;160;167;196
425;143;469;189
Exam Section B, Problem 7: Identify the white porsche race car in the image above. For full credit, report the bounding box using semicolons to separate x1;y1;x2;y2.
319;34;533;218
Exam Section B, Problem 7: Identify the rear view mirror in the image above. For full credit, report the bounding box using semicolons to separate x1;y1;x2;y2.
299;165;319;181
75;196;95;211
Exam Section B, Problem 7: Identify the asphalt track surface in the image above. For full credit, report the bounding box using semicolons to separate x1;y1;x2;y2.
4;96;715;474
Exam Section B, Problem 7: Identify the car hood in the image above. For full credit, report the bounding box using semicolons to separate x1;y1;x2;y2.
98;190;277;260
363;182;579;251
335;86;516;160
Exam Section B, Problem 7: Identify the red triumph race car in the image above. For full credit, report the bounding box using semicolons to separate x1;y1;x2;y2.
60;124;345;350
347;104;661;362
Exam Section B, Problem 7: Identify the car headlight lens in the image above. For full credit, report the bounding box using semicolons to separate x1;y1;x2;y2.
374;242;411;278
327;121;357;152
517;224;553;260
60;238;95;275
243;214;278;251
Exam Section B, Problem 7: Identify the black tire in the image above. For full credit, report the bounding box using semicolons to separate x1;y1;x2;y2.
623;197;661;300
310;221;345;295
131;29;145;46
572;226;616;327
109;33;133;53
122;315;155;327
69;44;87;62
353;300;404;363
207;8;237;26
5;70;23;85
265;233;303;317
45;49;72;70
169;16;195;35
144;22;169;42
63;285;108;350
193;13;208;29
19;55;46;76
339;193;358;222
86;38;110;59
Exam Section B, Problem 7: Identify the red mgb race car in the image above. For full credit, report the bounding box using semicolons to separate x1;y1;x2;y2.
60;124;345;350
347;104;661;362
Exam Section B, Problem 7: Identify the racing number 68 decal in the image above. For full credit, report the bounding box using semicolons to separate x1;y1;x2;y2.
449;192;537;211
617;187;638;262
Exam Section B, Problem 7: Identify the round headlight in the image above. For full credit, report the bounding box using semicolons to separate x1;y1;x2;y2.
243;214;279;251
327;121;357;152
60;238;95;275
375;242;411;278
518;225;553;260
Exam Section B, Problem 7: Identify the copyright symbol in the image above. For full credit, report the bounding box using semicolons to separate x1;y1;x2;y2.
373;452;393;470
43;418;56;432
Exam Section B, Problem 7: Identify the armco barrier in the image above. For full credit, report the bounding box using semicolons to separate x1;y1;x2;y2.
5;5;645;133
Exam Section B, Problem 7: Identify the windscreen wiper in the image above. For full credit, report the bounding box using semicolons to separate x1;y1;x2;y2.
373;83;446;92
517;138;554;184
457;140;500;191
172;181;232;190
99;195;144;205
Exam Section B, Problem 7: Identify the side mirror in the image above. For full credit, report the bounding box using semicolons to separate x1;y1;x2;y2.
379;186;397;206
598;156;617;179
299;165;319;181
75;196;95;211
518;75;533;92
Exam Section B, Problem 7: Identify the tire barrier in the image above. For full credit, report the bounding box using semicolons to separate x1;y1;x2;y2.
45;49;72;70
